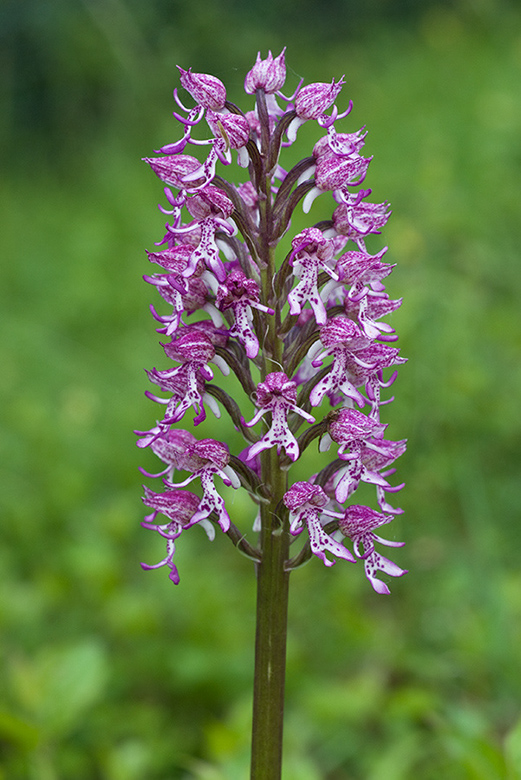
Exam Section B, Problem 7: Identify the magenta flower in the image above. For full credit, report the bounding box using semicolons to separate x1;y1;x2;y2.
333;196;391;249
216;269;274;358
140;488;205;584
338;505;407;594
139;428;199;478
144;253;222;336
243;373;315;462
308;317;373;408
139;329;228;429
163;186;236;282
327;408;406;506
315;151;371;192
295;77;346;120
284;482;355;567
138;52;407;609
339;286;402;342
302;131;372;213
144;153;206;191
165;438;239;532
286;228;339;325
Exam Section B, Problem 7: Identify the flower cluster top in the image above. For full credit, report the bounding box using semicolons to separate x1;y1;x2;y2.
136;49;407;594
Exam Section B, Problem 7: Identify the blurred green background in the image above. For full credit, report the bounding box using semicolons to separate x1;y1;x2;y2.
2;0;521;777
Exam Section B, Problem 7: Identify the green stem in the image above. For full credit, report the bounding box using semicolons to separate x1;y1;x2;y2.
250;88;291;779
250;451;289;779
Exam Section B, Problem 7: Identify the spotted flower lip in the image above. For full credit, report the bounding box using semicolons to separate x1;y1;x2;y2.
243;372;315;462
138;329;229;428
216;270;274;358
308;317;406;411
287;228;338;325
324;408;405;505
164;437;238;533
338;505;407;594
143;363;213;427
284;481;355;567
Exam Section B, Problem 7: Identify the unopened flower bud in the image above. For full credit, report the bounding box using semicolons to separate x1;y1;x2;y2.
177;66;227;110
244;48;286;94
295;76;345;120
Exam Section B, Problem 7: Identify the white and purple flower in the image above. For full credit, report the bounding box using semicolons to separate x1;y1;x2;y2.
284;482;355;567
137;51;407;591
338;505;407;594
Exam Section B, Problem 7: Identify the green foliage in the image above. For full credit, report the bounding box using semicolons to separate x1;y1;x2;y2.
2;1;521;777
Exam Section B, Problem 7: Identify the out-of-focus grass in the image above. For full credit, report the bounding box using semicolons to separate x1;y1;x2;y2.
1;1;521;778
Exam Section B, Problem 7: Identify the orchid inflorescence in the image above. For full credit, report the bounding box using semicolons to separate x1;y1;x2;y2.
137;49;407;594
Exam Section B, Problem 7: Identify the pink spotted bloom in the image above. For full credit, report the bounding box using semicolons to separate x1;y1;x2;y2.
216;270;274;358
141;488;207;584
284;482;355;567
137;52;407;593
243;373;315;462
165;438;239;532
338;505;407;594
327;408;406;508
287;228;339;325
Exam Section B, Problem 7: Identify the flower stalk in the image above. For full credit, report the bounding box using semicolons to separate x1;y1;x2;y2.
251;447;290;779
137;49;408;779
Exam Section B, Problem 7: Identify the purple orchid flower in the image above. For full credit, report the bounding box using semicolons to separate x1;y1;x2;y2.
216;269;274;358
326;408;406;506
164;438;239;533
286;228;339;325
284;481;355;567
243;372;315;462
140;488;207;584
338;505;407;594
138;52;408;602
